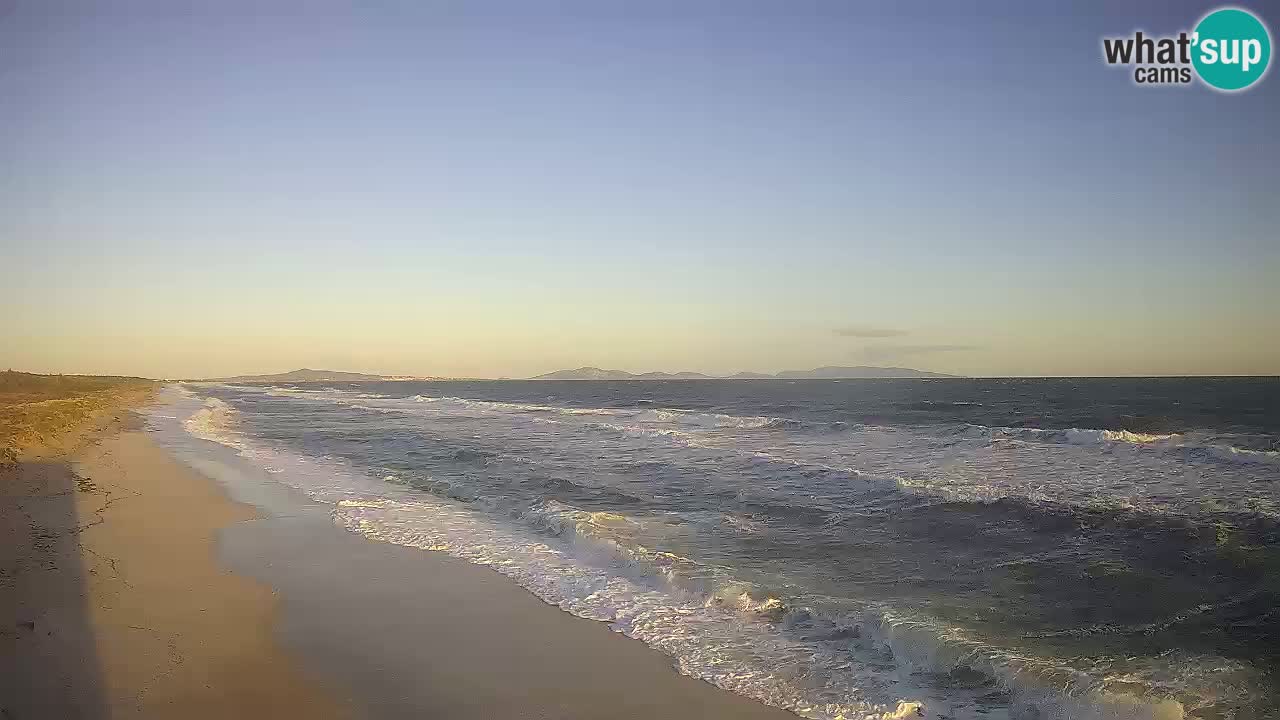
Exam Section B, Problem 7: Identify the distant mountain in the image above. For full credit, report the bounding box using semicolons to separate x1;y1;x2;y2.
205;368;395;383
532;366;959;380
533;367;714;380
636;371;713;379
202;365;958;383
531;367;638;380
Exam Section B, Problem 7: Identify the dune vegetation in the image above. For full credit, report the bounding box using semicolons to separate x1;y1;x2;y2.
0;371;154;463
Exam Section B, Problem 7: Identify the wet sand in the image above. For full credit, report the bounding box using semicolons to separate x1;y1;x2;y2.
221;509;797;720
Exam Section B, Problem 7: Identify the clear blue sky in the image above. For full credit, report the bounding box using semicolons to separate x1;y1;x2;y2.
2;1;1277;377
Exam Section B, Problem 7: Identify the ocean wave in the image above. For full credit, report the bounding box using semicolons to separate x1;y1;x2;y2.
1182;444;1280;465
181;397;244;449
385;394;1280;467
410;395;617;416
261;385;391;400
221;382;1280;523
981;425;1182;446
203;385;1277;457
337;497;936;719
967;424;1278;466
396;394;791;431
344;491;1241;720
160;387;1276;720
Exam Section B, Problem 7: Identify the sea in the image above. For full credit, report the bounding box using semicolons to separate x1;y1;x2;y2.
148;378;1280;720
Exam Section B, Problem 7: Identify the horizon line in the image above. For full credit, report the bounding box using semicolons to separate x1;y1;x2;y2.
8;369;1278;381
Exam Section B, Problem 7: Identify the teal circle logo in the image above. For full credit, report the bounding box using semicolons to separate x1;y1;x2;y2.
1192;7;1271;91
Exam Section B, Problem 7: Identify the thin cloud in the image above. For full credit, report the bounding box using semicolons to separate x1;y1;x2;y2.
861;344;979;361
833;325;909;338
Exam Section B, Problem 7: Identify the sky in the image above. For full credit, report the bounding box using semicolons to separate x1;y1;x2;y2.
2;1;1277;378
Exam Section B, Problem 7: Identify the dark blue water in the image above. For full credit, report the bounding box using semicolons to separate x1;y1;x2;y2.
334;378;1279;438
175;378;1280;719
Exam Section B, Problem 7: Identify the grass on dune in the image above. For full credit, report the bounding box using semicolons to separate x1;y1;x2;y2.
0;370;155;463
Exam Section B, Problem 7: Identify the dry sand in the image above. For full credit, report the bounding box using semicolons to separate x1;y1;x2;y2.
3;401;799;719
0;410;346;719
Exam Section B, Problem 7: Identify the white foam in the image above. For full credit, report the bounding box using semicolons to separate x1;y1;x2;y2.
182;397;245;449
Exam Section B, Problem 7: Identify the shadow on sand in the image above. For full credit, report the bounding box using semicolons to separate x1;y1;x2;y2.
1;457;108;719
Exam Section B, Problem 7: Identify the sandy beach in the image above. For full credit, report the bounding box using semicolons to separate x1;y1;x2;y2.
2;392;797;719
1;403;346;719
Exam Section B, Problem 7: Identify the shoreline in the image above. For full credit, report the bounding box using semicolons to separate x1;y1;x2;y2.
162;392;802;719
5;395;800;719
1;405;348;719
219;501;800;719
